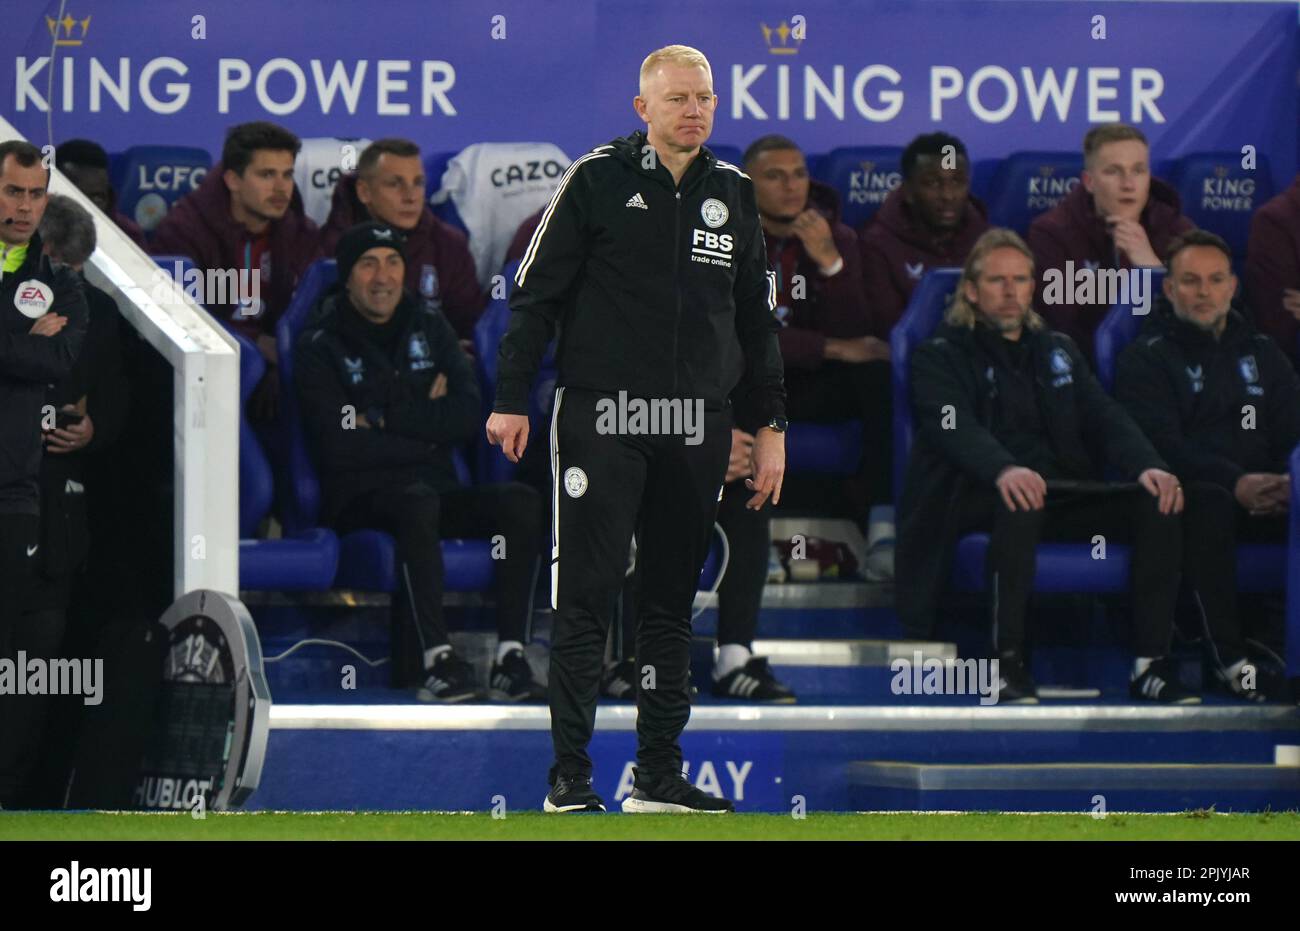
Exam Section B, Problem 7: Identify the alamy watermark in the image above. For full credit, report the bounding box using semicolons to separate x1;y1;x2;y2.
890;651;1000;705
1041;261;1152;315
0;651;103;705
595;391;705;445
150;260;263;315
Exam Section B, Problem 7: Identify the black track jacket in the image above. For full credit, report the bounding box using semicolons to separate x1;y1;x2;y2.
494;131;785;423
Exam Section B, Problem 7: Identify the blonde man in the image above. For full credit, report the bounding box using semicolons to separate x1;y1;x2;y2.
896;228;1196;704
486;45;786;813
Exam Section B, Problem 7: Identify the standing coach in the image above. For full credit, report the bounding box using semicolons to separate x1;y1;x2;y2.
486;45;787;814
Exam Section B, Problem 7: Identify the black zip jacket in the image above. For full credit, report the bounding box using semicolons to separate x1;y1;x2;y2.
31;278;129;602
1116;297;1300;491
295;288;480;524
896;322;1166;637
494;131;785;422
0;231;89;514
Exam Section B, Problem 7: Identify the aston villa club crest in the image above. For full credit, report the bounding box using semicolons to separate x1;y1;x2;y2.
1238;355;1259;384
1050;348;1072;375
409;332;434;371
420;264;439;298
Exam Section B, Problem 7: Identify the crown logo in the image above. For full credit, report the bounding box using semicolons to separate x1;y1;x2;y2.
1214;165;1230;178
1039;165;1056;177
860;161;876;174
760;20;802;55
46;13;92;46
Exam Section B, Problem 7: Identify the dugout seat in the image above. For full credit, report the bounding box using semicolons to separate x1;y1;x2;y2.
985;151;1082;234
294;136;373;227
274;259;494;594
422;150;466;234
113;145;212;235
1093;277;1287;594
1168;152;1275;261
812;146;903;231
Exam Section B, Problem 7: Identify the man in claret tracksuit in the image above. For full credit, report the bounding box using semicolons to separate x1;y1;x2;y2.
0;140;89;806
486;45;786;814
296;223;545;704
1117;230;1297;701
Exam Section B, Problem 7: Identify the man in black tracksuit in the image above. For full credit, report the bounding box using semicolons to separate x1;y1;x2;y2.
486;47;786;814
1117;230;1299;700
297;223;545;703
0;142;89;805
896;228;1197;704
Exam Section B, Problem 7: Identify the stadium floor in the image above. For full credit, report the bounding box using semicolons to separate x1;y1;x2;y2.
3;811;1299;841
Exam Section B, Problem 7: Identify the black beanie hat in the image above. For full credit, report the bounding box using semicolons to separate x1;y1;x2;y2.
336;221;405;283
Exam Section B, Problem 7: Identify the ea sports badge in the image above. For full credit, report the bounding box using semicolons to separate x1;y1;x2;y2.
13;280;53;319
700;198;729;229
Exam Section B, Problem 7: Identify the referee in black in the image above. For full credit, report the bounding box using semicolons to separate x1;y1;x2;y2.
487;45;787;813
0;141;88;806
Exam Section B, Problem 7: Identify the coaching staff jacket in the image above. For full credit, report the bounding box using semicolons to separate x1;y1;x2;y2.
493;131;785;423
295;288;480;525
895;322;1165;638
1116;297;1300;491
0;231;88;516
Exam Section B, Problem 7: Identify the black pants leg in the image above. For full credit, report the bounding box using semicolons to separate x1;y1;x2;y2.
958;487;1182;657
549;389;649;780
0;512;41;805
438;482;543;644
785;359;893;507
632;408;731;776
1180;482;1247;665
334;484;447;686
715;478;769;649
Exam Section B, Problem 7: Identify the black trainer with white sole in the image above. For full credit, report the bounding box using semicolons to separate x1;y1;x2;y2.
544;774;606;813
489;648;547;702
621;767;735;813
1130;659;1200;704
712;657;796;703
417;651;478;703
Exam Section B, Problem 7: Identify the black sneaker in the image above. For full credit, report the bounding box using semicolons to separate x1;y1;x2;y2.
489;648;547;702
994;653;1038;705
1210;658;1289;703
621;767;735;813
543;774;606;813
417;651;478;703
712;656;797;703
601;659;638;701
1130;659;1200;704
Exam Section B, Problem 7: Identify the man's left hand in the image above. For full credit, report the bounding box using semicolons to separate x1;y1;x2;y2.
1138;467;1183;515
45;408;94;454
745;426;786;509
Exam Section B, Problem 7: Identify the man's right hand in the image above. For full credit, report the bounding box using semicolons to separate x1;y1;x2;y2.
825;336;890;364
1236;472;1289;515
29;313;67;337
996;465;1047;512
487;412;530;463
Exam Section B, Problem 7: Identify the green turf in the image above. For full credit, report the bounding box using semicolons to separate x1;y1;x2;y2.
2;810;1299;841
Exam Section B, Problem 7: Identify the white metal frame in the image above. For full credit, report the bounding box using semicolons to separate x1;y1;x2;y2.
0;116;239;599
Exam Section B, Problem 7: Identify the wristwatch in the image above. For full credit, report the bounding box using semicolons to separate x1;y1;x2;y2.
761;417;788;434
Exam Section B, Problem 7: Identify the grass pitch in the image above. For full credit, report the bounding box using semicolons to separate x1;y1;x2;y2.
2;810;1299;841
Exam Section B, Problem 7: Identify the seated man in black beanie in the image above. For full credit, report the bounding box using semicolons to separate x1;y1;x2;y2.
296;222;545;701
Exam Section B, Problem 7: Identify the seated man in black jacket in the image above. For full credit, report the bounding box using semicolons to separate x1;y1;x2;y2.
296;222;544;702
897;227;1195;704
1118;230;1299;700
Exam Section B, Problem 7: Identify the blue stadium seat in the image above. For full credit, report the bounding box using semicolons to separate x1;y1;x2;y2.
113;145;212;235
985;151;1082;233
786;422;863;474
1094;274;1286;594
970;158;1000;202
709;144;743;167
229;327;339;592
1094;269;1166;393
812;146;903;230
1287;448;1300;676
423;149;467;234
1168;152;1275;260
473;258;557;484
275;259;494;594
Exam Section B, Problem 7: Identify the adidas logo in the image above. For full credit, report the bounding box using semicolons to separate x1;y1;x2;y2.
625;192;648;210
